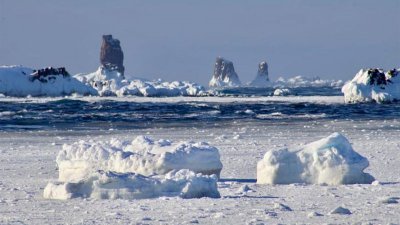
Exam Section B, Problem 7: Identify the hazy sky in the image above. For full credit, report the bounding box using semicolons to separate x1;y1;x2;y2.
0;0;399;85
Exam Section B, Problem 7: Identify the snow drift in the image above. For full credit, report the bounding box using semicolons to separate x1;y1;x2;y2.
0;65;97;97
57;136;223;182
257;132;374;185
342;68;400;103
75;66;206;97
44;169;220;200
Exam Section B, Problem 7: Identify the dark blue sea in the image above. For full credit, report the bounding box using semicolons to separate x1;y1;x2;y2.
0;87;399;130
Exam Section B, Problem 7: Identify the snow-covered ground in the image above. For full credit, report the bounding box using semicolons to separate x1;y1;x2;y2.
0;116;399;224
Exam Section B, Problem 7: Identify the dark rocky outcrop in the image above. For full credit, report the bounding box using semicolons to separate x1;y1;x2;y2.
250;61;270;87
29;67;70;82
100;35;125;77
209;57;241;87
257;61;269;81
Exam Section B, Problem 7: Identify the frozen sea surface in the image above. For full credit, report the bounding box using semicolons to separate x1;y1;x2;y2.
0;93;400;224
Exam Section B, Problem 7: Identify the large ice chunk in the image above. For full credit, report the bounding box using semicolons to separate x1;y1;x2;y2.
44;169;220;200
57;136;223;182
257;133;374;185
342;68;400;103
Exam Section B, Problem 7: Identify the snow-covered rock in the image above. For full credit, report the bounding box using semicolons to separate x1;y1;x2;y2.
342;68;400;103
44;169;220;200
57;136;223;182
75;66;205;97
0;65;97;97
257;132;375;185
209;57;241;87
274;76;344;88
249;61;271;87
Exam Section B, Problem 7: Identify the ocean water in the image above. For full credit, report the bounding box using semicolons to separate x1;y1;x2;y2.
211;86;343;96
0;87;398;130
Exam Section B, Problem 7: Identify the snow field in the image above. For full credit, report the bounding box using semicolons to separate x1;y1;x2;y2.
0;119;399;224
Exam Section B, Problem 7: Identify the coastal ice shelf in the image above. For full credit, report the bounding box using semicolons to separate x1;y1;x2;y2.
257;132;375;185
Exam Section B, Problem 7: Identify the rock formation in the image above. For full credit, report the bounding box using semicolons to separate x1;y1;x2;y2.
250;61;270;87
100;35;125;77
29;67;70;83
209;57;241;87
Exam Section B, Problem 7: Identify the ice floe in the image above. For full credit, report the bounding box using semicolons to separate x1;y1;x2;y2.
57;136;223;182
257;132;375;185
44;169;220;200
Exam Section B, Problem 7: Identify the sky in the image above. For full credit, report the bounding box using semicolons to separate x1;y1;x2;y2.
0;0;399;85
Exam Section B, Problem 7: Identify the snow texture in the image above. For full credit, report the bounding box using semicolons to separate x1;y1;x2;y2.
75;66;206;97
57;136;223;182
257;132;375;185
209;57;241;87
43;169;220;200
342;68;400;103
0;65;97;97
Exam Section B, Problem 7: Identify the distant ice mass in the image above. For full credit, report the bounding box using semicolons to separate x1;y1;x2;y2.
0;64;346;97
273;75;344;88
57;136;223;182
273;88;291;96
342;68;400;103
209;57;241;87
249;61;271;87
257;132;375;185
0;65;96;97
44;169;220;200
75;66;206;97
